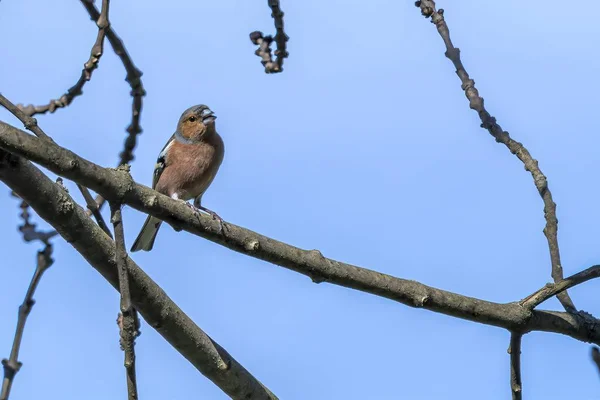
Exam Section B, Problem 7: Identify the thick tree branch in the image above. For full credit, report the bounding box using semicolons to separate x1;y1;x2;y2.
2;93;109;238
110;201;140;400
508;333;522;400
16;0;111;117
414;1;576;313
0;150;277;400
1;122;599;346
249;0;289;73
1;245;53;400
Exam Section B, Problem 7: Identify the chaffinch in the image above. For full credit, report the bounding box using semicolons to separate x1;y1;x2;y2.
130;104;224;252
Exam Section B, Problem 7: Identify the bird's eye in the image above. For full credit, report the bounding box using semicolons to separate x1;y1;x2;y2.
188;116;197;122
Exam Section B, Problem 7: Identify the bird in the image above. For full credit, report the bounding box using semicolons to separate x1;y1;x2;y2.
130;104;225;252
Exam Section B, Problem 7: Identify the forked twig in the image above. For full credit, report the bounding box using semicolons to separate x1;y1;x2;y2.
414;0;576;312
17;0;111;117
249;0;289;73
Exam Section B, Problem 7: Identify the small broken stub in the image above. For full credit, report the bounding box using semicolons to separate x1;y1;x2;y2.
244;238;260;252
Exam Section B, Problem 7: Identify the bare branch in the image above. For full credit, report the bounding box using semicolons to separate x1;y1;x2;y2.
78;184;112;238
2;91;110;239
508;333;523;400
1;121;599;347
0;151;278;400
414;1;576;313
249;0;289;73
0;94;51;141
10;192;58;243
79;0;145;167
110;201;140;400
16;0;111;117
78;0;145;214
521;265;600;309
1;245;53;400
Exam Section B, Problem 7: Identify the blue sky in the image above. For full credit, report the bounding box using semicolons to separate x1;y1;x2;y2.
1;1;599;398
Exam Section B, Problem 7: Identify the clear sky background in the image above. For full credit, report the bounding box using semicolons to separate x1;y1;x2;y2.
1;1;599;399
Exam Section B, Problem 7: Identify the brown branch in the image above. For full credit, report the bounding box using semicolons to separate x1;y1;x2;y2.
0;94;51;141
2;92;110;238
1;121;599;346
1;94;57;242
508;333;523;400
79;0;145;213
1;245;54;400
79;0;145;167
0;150;278;400
78;184;112;238
414;1;576;313
249;0;289;73
110;200;140;400
521;265;600;309
10;192;58;243
16;0;111;117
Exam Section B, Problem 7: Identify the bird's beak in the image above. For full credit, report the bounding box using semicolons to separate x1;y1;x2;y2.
201;110;217;124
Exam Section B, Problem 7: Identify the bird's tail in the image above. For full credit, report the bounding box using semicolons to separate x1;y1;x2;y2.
130;215;162;252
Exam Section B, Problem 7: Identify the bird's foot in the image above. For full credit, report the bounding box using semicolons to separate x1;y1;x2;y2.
187;202;226;234
199;206;226;234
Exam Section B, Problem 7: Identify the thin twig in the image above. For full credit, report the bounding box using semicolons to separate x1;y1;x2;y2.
11;192;58;243
79;0;145;166
591;347;600;378
414;1;576;313
249;0;289;73
16;0;111;117
508;333;523;400
1;245;54;400
110;201;140;400
0;94;51;141
77;184;112;238
521;265;600;309
79;0;145;212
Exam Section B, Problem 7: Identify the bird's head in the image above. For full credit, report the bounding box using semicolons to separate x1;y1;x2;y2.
177;104;217;141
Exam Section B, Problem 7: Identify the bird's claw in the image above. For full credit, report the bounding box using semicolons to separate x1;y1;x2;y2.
187;201;227;235
203;208;227;235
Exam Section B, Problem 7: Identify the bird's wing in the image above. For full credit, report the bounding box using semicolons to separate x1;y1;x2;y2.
152;133;176;189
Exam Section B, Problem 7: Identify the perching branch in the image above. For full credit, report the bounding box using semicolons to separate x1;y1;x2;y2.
249;0;289;73
414;0;576;313
508;333;523;400
1;121;599;346
16;0;111;117
110;200;140;400
0;245;54;400
0;151;278;400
